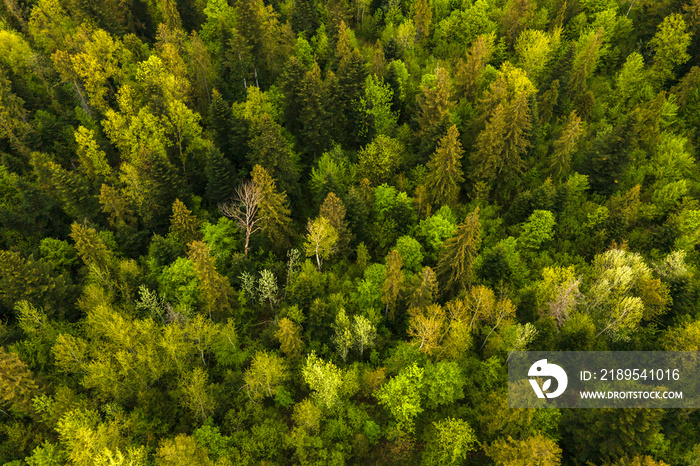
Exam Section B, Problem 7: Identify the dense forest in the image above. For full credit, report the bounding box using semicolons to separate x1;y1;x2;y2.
1;0;700;463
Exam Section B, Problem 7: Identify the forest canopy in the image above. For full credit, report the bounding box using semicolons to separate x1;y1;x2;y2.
1;0;700;464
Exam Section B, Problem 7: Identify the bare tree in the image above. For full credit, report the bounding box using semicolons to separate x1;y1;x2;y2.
219;180;263;258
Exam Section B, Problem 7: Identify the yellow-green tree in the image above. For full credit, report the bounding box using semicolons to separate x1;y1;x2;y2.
188;241;235;319
276;317;304;360
381;249;404;319
170;199;202;247
304;216;338;271
252;164;294;250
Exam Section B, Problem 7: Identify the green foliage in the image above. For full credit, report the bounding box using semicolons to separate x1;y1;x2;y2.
422;417;477;465
437;208;482;294
375;363;424;430
357;135;404;185
4;2;700;464
302;352;344;411
244;351;288;402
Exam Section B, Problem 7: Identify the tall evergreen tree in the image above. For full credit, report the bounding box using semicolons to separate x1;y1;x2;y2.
188;240;235;318
248;115;299;196
169;199;202;247
415;66;453;158
252;164;294;250
298;62;332;162
424;124;465;209
204;145;234;205
436;208;481;294
382;249;404;320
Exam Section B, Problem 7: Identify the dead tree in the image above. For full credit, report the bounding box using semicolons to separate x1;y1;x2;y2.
219;180;263;258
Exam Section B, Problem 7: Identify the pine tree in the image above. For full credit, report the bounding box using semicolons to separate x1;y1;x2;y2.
208;89;238;158
298;62;332;161
248;115;299;196
319;192;350;253
567;28;604;105
99;184;138;247
416;66;452;136
0;345;41;416
70;222;113;283
471;91;532;201
275;317;304;360
550;110;583;181
382;249;404;319
280;56;308;137
455;33;495;101
204;145;234;204
650;13;691;85
410;266;439;309
416;66;453;158
188;240;235;318
252;164;294;251
436;208;481;294
425;124;465;209
414;0;432;42
336;49;368;148
30;151;99;221
75;126;112;185
169;198;202;246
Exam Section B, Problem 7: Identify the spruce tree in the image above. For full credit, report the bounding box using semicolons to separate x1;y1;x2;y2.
204;145;234;205
425;124;465;209
319;192;350;253
188;240;235;319
252;165;294;250
248;115;299;196
298;62;332;162
436;208;481;294
275;317;304;360
169;199;202;247
382;249;404;320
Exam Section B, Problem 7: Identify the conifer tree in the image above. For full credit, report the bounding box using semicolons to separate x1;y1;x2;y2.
75;126;112;186
204;145;234;205
425;124;464;209
550;110;583;181
455;33;495;101
382;249;404;319
336;49;368;147
188;240;235;318
0;346;41;415
416;66;452;137
410;266;439;309
436;208;481;294
567;28;604;105
275;317;304;360
650;14;691;86
30;151;99;221
252;164;294;250
319;192;350;253
471;91;532;200
70;222;113;283
248;115;299;196
169;199;202;246
298;62;332;161
414;0;432;42
280;56;308;137
208;89;240;158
